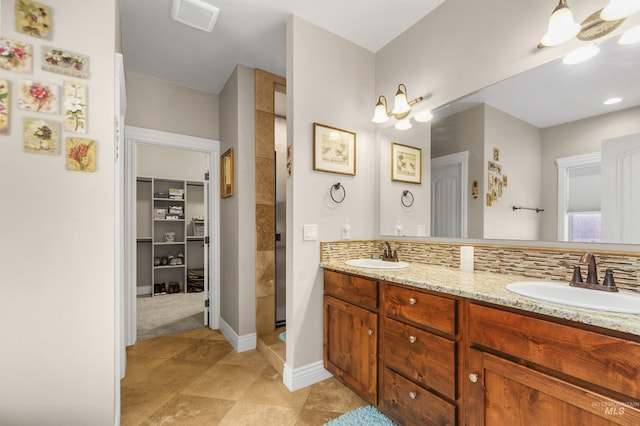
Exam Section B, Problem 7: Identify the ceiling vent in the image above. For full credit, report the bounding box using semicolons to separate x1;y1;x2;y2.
171;0;220;32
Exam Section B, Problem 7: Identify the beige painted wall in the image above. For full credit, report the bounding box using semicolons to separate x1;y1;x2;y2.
125;71;220;140
0;0;117;423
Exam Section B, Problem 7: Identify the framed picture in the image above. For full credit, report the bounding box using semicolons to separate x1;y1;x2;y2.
221;148;234;198
66;137;96;172
313;122;356;176
391;142;422;184
17;79;59;114
63;81;87;133
0;80;9;133
23;117;59;154
15;0;51;39
0;37;33;73
42;46;89;79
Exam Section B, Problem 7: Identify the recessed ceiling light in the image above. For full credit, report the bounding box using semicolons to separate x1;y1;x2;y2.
619;25;640;45
562;44;600;65
603;97;623;105
171;0;220;32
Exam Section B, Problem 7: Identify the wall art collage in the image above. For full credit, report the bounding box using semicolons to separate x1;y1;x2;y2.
486;147;508;207
0;0;95;172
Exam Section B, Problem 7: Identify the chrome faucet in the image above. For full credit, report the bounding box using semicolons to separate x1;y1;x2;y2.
381;241;398;262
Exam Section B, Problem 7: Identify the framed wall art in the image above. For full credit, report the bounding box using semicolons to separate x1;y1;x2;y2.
0;37;33;73
23;117;59;154
63;81;87;133
15;0;51;39
221;148;234;198
42;46;89;78
391;142;422;184
313;122;356;176
17;79;59;113
66;137;96;172
0;80;9;133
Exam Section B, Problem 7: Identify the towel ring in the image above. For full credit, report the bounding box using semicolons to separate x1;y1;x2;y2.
401;190;414;208
330;182;346;203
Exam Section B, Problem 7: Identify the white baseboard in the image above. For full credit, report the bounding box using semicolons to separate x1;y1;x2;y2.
283;361;332;391
137;285;151;296
219;317;256;353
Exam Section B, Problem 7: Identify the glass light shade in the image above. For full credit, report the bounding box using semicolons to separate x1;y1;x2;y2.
414;110;434;122
394;119;412;130
562;44;600;64
540;4;581;46
619;25;640;44
601;0;640;21
392;87;411;115
371;100;389;123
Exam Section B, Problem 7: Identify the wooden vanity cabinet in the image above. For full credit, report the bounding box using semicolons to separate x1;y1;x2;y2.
465;303;640;426
323;269;378;404
381;283;458;426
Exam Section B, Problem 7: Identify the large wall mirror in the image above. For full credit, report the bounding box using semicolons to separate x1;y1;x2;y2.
380;34;640;244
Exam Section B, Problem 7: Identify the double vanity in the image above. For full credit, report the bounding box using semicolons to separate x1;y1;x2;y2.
322;250;640;425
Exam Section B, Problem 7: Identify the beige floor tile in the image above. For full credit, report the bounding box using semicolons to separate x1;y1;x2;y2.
240;366;310;408
169;339;233;366
121;356;170;390
271;341;286;359
123;358;213;393
140;394;235;426
181;363;266;400
126;336;203;359
120;388;175;426
259;327;286;346
218;348;269;368
218;401;300;426
303;378;368;413
295;408;342;425
172;327;222;340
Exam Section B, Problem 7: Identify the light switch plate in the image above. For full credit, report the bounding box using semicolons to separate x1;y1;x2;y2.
303;224;318;241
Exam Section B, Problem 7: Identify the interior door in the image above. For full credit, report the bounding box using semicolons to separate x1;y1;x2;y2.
431;152;468;238
601;133;640;244
203;172;210;326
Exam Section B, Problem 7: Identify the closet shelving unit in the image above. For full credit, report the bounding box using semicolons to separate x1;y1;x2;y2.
136;177;205;296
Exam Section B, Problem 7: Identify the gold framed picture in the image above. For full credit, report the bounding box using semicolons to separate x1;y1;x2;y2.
313;122;356;176
391;142;421;184
221;148;234;198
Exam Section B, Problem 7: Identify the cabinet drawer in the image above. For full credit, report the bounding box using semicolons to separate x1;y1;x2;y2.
469;303;640;400
384;318;456;400
383;368;456;426
324;270;377;310
384;284;456;335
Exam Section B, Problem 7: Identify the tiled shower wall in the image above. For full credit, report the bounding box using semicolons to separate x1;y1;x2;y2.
320;240;640;289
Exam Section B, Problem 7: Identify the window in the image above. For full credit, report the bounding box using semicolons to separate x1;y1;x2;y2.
568;212;601;242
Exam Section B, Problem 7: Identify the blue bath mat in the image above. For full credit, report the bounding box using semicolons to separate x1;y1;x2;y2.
278;331;286;342
325;405;396;425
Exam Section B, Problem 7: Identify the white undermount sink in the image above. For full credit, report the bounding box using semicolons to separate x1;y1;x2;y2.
345;258;409;269
506;281;640;314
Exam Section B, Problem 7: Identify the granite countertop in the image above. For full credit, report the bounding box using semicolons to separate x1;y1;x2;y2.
320;260;640;337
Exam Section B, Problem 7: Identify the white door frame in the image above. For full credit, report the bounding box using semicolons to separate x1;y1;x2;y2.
122;126;221;346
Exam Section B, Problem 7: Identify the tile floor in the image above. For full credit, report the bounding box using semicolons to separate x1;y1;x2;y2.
121;327;367;425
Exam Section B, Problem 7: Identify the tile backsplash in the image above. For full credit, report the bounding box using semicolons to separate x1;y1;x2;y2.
321;240;640;289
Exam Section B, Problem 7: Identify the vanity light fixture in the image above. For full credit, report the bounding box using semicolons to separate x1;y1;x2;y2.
603;97;623;104
562;43;600;64
372;83;424;124
395;118;412;130
414;109;434;123
619;24;640;43
539;0;640;48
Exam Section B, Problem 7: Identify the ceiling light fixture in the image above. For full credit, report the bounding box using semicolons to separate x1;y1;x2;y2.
171;0;220;33
562;43;600;64
538;0;639;48
372;84;424;125
603;97;623;104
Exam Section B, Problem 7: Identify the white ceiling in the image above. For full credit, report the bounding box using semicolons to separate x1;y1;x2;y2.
120;0;445;94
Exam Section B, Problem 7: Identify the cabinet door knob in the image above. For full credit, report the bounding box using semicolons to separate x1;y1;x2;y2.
469;373;479;383
409;335;417;343
368;329;374;336
409;297;417;305
409;391;417;400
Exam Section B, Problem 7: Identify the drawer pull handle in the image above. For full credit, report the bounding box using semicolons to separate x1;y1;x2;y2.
409;391;417;400
409;297;417;305
409;335;417;343
368;329;374;336
469;373;479;383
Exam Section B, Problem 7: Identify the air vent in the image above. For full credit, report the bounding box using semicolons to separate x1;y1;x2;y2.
171;0;220;32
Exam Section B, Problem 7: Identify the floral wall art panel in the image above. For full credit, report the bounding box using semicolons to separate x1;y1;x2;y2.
15;0;52;39
42;46;89;79
0;80;9;133
66;137;95;172
63;81;87;133
23;117;59;154
0;38;33;73
17;79;59;114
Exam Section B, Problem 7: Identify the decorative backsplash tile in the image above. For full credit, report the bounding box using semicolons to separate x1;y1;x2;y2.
320;240;640;289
